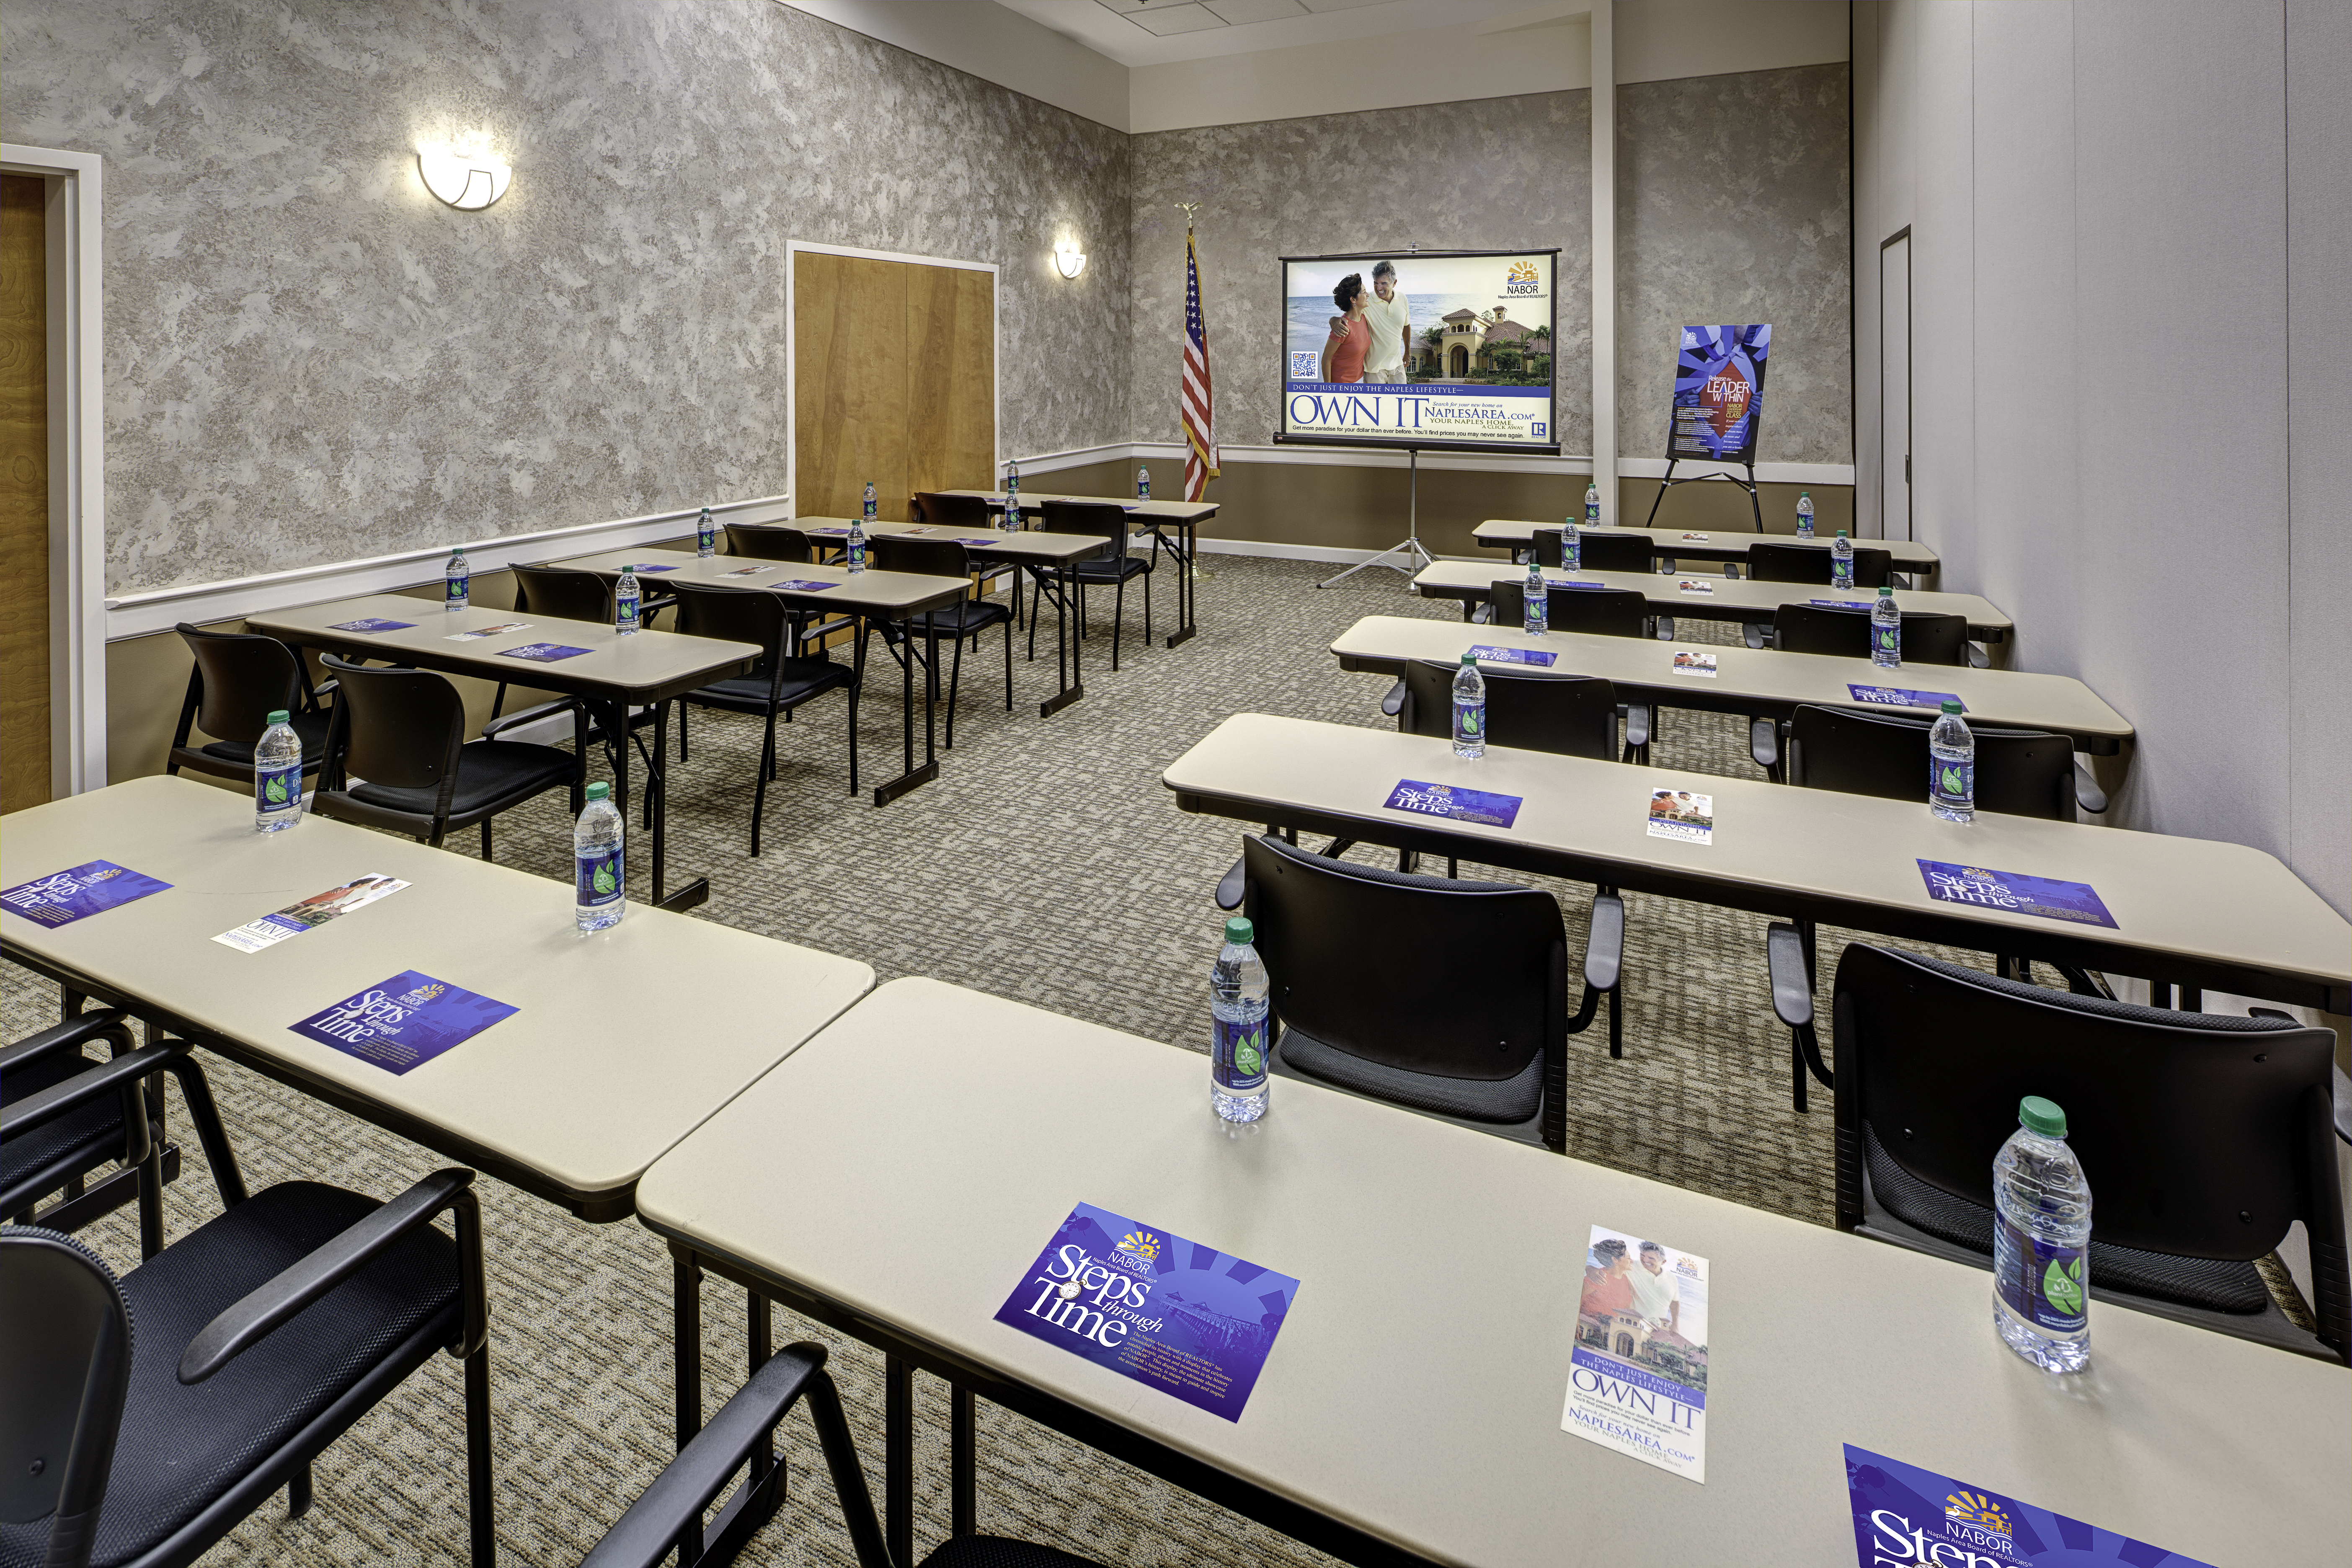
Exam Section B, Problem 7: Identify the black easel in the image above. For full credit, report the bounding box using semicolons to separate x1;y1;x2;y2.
1642;456;1765;532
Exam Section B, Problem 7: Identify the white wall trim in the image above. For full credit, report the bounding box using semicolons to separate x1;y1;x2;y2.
3;143;105;796
103;494;794;641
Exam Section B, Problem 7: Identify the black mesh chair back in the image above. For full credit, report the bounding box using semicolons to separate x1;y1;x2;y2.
1534;527;1652;573
0;1227;134;1562
1832;943;2348;1361
1786;703;2077;819
1773;602;1969;666
318;656;464;796
1240;833;1567;1143
1399;659;1618;761
511;563;611;621
1038;499;1130;559
1749;540;1892;588
725;524;814;563
910;491;993;526
1487;581;1650;641
868;534;973;580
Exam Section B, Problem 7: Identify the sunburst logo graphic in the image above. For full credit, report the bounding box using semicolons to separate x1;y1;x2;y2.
89;867;123;882
399;982;447;1006
1116;1230;1161;1263
1944;1493;2012;1536
1507;260;1540;284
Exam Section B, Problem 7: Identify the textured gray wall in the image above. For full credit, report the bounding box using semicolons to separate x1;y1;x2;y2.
1618;62;1852;465
1130;91;1593;455
0;0;1130;597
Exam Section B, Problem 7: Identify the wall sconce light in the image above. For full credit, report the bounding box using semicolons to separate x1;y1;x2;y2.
1053;240;1087;279
418;136;511;211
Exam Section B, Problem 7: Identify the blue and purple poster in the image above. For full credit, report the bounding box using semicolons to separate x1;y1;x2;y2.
290;969;519;1075
0;861;173;927
1917;861;2118;930
328;617;417;633
1668;325;1771;463
994;1201;1300;1423
1846;1446;2213;1567
1851;685;1965;712
496;643;592;663
1468;645;1558;667
1384;779;1525;829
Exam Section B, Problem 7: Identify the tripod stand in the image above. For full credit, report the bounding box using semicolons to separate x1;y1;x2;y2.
1318;447;1434;588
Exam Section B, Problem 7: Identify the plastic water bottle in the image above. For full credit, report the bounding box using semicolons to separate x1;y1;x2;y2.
1136;465;1151;501
615;565;641;635
1210;916;1270;1123
846;517;868;573
1005;457;1021;520
253;710;303;833
574;781;625;933
1871;585;1901;668
1584;482;1600;525
862;480;878;526
1993;1095;2092;1373
1561;518;1581;573
1831;530;1854;589
444;547;469;612
1929;700;1974;822
697;506;715;558
1796;490;1815;539
1452;651;1486;759
1523;558;1548;636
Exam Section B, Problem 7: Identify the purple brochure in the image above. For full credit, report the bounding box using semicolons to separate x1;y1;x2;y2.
496;643;593;663
994;1201;1299;1423
1809;598;1872;610
1916;860;2117;929
631;563;679;572
772;579;838;592
329;617;416;633
806;526;852;536
1542;577;1606;590
1468;645;1558;667
1849;684;1964;711
1846;1446;2213;1568
290;969;518;1075
0;861;174;927
1384;779;1524;828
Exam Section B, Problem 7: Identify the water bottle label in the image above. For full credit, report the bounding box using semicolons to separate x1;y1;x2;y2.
1212;1015;1269;1090
1996;1215;2087;1332
256;761;302;818
1931;754;1973;812
847;541;866;569
1833;561;1852;587
445;576;467;606
1454;699;1484;746
1874;623;1900;656
617;595;639;632
576;847;623;907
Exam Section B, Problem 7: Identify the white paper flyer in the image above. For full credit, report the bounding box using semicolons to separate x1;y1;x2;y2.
1562;1224;1710;1483
1646;789;1714;847
212;874;410;953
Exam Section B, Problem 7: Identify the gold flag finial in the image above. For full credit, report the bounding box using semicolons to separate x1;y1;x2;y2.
1175;201;1201;232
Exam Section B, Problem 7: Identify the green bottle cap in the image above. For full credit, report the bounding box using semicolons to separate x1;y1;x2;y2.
1461;650;1479;664
266;710;289;725
2019;1095;2067;1138
1836;530;1849;538
1224;916;1254;945
1941;700;1964;714
585;782;610;802
1878;585;1894;597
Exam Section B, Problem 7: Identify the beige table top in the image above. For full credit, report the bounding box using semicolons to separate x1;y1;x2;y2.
636;976;2347;1568
1163;713;2349;1011
245;593;759;699
1329;614;2131;752
782;516;1108;564
1412;559;2014;639
556;547;973;617
1474;518;1942;572
0;776;874;1219
936;488;1218;524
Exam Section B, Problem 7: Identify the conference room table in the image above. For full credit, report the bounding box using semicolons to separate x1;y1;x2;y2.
634;976;2346;1568
934;488;1216;648
1473;518;1944;580
0;775;876;1222
1409;559;2014;643
1163;714;2350;1014
243;594;759;907
556;547;973;807
1330;614;2134;756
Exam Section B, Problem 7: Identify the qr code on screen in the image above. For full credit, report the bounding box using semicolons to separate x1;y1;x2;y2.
1289;351;1320;381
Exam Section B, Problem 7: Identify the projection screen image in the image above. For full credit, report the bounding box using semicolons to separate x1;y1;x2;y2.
1279;249;1559;454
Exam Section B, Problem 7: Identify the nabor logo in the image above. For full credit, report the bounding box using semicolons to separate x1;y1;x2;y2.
400;981;447;1007
1504;259;1543;296
1943;1493;2013;1537
1507;260;1539;284
1117;1230;1162;1264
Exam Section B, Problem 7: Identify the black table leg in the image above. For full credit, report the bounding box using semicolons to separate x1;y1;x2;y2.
668;1248;786;1568
874;615;942;806
886;1353;914;1568
1165;518;1199;648
952;1381;977;1537
1040;559;1084;718
673;1247;705;1567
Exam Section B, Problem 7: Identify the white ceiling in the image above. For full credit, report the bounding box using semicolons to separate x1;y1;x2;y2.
994;0;1579;67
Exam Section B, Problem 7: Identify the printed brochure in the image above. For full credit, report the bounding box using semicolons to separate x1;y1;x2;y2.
0;861;173;927
289;969;518;1075
1670;651;1719;679
1385;779;1525;829
1850;684;1964;712
1680;532;1712;541
720;564;774;578
1845;1447;2213;1568
1647;789;1714;846
772;580;839;592
1916;861;2117;929
1541;576;1605;590
328;617;416;633
806;526;851;536
213;874;409;953
630;563;679;572
1676;579;1716;596
447;620;531;642
1809;597;1872;610
1468;645;1558;667
1562;1224;1709;1482
994;1201;1299;1423
495;643;592;663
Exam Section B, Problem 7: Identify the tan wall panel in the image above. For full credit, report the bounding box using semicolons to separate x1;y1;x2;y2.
904;265;995;508
0;174;49;813
795;253;907;523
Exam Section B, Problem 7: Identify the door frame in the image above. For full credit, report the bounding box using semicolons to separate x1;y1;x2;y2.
783;240;999;515
1;144;103;796
1878;225;1913;543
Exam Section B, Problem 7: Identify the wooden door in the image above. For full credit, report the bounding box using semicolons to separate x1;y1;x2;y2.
904;264;994;501
0;175;48;814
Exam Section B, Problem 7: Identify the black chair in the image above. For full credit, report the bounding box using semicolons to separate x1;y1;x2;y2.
1477;585;1654;762
1748;539;1892;589
910;491;994;527
1763;600;1970;665
723;523;814;563
667;581;858;855
3;1015;243;1261
1826;943;2348;1364
165;625;336;786
310;656;584;860
1038;500;1150;670
1534;527;1653;573
0;1166;494;1566
869;534;1012;747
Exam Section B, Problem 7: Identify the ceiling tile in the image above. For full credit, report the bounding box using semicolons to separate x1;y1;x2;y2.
1201;0;1311;24
1125;4;1231;36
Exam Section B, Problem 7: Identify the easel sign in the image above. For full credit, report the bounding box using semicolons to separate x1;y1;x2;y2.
1647;323;1772;534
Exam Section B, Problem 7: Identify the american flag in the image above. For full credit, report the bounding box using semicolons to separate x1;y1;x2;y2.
1180;228;1220;502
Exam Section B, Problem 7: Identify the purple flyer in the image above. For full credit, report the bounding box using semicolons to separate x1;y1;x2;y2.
772;579;838;592
994;1201;1299;1423
1468;644;1558;667
806;526;851;536
328;617;416;633
496;642;593;663
631;563;679;572
1916;861;2118;929
0;861;174;927
290;969;518;1075
1541;577;1606;590
1809;598;1872;610
1849;684;1964;711
1846;1446;2213;1567
1384;779;1524;828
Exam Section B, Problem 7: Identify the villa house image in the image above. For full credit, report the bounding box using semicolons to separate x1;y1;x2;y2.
1417;305;1551;382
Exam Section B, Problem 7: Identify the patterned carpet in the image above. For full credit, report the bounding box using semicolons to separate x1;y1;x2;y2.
0;553;2235;1565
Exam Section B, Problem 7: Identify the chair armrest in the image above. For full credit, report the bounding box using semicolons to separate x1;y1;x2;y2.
1766;923;1814;1029
482;696;583;738
1743;623;1767;650
1749;717;1780;773
0;1036;181;1142
1470;603;1493;625
1216;855;1246;912
1968;642;1990;669
2072;760;2107;816
180;1168;479;1385
2335;1065;2352;1147
581;1343;831;1568
1380;678;1406;718
1583;892;1624;993
1623;703;1650;752
0;1008;135;1075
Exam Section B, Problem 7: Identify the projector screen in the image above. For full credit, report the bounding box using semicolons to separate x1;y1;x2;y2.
1278;248;1560;455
